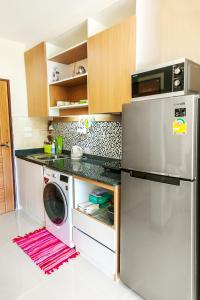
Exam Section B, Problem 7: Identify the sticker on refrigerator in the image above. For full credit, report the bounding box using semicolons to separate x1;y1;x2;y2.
175;107;186;117
173;118;187;135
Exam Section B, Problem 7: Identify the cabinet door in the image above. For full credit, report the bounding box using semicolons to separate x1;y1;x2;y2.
25;42;48;117
27;161;45;224
16;158;27;210
16;158;45;225
88;16;136;114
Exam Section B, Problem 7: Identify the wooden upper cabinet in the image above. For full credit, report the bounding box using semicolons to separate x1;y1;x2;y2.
24;42;48;117
88;16;136;114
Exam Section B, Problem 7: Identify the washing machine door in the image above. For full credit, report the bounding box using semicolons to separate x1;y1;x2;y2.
43;182;68;225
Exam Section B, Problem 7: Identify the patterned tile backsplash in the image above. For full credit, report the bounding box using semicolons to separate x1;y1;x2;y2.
53;121;122;159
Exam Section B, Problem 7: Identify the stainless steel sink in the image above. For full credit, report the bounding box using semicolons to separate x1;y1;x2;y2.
27;153;69;162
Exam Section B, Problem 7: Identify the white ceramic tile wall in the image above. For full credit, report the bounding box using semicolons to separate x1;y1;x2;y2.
12;117;48;149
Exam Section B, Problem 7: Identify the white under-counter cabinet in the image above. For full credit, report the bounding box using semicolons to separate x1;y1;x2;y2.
72;175;120;280
16;158;45;225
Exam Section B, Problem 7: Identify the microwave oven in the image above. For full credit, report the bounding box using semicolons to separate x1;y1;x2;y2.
132;58;200;100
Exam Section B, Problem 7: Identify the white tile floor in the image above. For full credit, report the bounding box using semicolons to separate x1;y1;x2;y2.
0;210;142;300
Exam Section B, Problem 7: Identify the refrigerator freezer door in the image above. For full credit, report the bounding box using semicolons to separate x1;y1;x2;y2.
122;95;198;179
120;171;196;300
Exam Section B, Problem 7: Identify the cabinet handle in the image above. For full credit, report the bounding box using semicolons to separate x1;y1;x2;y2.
0;143;10;148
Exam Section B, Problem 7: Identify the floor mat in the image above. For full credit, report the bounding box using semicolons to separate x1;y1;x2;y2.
12;227;79;274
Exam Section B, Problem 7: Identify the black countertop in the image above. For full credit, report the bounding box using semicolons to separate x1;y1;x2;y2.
15;149;121;186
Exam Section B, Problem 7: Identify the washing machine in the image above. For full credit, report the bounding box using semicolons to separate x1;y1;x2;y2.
43;167;74;247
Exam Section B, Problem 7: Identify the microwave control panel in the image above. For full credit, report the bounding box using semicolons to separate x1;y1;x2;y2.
172;63;184;92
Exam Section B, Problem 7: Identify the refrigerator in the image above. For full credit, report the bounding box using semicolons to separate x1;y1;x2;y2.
120;95;199;300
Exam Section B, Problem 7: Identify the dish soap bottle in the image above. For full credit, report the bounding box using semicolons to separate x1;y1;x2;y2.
51;140;56;154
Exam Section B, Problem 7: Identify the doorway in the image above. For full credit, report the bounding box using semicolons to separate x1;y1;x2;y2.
0;80;14;213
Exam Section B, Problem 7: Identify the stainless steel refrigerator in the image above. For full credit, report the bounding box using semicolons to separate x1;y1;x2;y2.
120;95;199;300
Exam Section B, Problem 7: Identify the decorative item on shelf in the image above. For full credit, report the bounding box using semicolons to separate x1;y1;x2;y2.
52;67;60;82
76;65;86;75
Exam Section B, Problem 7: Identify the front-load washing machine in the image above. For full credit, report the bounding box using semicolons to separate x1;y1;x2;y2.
43;167;74;247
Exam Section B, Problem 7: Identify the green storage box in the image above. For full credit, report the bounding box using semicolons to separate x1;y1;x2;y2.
89;193;112;205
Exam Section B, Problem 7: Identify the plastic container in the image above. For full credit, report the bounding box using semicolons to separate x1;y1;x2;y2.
90;188;108;197
89;193;112;205
44;144;52;154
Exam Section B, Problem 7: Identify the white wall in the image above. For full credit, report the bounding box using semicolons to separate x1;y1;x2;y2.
0;38;48;149
160;0;200;64
0;38;28;116
136;0;200;69
136;0;161;69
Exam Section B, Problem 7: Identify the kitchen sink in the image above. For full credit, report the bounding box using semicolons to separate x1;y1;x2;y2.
27;153;69;162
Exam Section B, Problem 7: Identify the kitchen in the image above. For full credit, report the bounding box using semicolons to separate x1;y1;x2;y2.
0;0;200;299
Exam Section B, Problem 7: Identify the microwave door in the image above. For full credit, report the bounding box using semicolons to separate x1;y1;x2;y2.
122;95;198;180
133;74;163;98
132;65;173;99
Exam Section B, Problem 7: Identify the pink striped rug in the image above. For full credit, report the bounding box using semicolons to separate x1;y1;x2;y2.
12;227;79;274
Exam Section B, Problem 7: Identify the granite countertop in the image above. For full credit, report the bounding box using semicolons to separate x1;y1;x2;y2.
15;149;121;186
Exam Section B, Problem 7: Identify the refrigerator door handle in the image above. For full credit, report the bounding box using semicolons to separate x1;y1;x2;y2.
127;170;181;186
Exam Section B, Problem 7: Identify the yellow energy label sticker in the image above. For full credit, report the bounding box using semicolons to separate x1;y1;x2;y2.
173;118;187;135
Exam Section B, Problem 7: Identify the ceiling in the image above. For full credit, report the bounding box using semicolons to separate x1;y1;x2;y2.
0;0;119;48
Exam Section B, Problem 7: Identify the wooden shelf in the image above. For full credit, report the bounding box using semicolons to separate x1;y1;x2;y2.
59;106;88;116
49;73;87;87
48;41;87;65
50;103;88;110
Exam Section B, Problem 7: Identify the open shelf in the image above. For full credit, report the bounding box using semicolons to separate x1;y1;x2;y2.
50;103;88;110
73;177;115;228
48;40;87;65
49;73;87;87
75;208;114;228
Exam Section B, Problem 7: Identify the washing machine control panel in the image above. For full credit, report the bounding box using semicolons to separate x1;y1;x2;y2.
60;175;69;183
44;168;70;186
